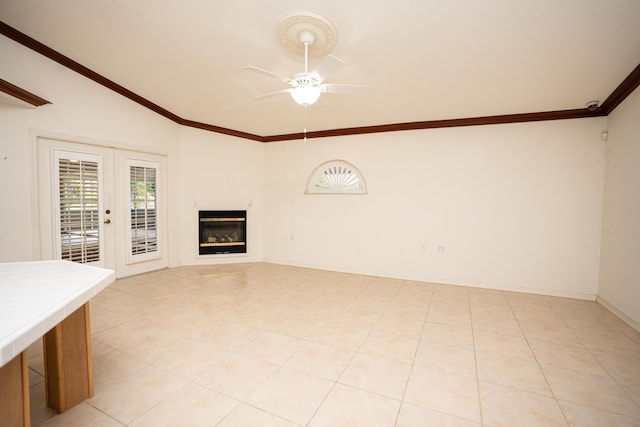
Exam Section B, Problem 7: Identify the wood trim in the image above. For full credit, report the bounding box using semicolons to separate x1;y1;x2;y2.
0;350;30;427
0;21;266;141
600;63;640;115
0;78;51;106
44;323;66;412
20;351;30;427
1;21;635;143
43;303;93;413
84;303;94;398
0;21;181;123
263;108;604;142
179;119;264;142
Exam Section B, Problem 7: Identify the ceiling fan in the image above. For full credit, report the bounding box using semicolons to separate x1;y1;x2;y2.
243;12;367;107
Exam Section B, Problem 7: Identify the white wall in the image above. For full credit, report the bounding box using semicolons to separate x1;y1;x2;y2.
264;118;607;299
0;35;179;264
598;86;640;328
4;32;631;308
176;127;264;266
0;35;265;271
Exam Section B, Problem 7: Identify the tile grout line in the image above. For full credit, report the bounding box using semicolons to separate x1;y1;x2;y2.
31;265;640;426
546;299;640;419
469;290;485;427
304;274;383;426
392;281;435;426
506;293;571;427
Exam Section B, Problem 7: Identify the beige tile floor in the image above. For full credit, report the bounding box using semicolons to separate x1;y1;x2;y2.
27;263;640;426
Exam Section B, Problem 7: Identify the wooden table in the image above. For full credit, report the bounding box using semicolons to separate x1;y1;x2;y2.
0;261;115;426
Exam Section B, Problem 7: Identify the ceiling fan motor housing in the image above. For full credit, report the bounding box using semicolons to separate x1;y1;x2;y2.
244;11;364;107
292;73;321;89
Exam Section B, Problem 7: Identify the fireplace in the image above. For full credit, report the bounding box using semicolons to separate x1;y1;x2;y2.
198;210;246;255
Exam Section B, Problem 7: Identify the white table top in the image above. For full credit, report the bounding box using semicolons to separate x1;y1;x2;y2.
0;260;115;367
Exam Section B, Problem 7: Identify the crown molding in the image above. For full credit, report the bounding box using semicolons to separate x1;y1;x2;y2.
179;119;264;142
263;108;604;142
600;63;640;115
0;78;50;107
1;21;637;143
0;21;263;140
0;21;185;121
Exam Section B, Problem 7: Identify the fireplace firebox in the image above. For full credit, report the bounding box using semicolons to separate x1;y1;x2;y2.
199;210;246;255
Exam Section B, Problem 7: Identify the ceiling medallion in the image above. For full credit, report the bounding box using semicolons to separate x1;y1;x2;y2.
276;11;337;57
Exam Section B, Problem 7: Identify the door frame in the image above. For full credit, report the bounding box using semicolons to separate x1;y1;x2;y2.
30;130;173;278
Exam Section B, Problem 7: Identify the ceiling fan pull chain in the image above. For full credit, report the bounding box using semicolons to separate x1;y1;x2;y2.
304;105;308;142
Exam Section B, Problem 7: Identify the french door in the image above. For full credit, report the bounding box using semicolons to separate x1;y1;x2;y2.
53;149;112;267
36;137;168;277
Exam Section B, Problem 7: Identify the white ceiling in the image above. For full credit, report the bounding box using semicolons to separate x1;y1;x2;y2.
1;0;640;137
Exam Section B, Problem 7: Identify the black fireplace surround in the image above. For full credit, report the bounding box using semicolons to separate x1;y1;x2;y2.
198;210;246;255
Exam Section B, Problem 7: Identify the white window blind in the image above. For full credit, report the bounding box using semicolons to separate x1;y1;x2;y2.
58;158;101;263
127;160;159;262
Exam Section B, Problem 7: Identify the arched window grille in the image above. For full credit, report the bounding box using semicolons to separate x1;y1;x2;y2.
305;160;367;194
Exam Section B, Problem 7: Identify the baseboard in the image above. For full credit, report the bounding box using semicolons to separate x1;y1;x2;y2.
164;259;639;333
259;258;598;301
597;296;640;333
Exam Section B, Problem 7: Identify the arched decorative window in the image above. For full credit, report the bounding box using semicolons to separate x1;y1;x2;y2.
306;160;367;194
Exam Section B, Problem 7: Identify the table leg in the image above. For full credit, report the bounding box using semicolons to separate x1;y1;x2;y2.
44;303;94;413
0;350;30;427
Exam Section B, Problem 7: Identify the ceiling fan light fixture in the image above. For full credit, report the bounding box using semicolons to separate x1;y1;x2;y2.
291;85;321;105
245;12;366;109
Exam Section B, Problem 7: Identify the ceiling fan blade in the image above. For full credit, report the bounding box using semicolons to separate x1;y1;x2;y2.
242;66;292;84
321;83;369;95
312;55;345;82
253;88;293;101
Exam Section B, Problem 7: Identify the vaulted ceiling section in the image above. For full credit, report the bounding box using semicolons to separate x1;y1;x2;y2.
1;1;639;141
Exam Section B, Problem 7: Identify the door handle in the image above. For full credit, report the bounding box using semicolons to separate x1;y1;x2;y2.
104;219;111;224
